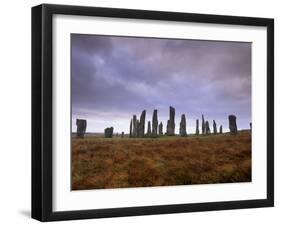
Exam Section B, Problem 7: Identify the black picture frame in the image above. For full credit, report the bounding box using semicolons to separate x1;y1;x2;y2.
32;3;274;222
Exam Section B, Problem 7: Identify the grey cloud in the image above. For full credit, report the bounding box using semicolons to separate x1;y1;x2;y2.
71;34;251;133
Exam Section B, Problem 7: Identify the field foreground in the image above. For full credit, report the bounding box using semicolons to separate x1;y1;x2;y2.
72;131;251;190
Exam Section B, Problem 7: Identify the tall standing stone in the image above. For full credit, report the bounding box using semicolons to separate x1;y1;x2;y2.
213;120;217;135
138;110;146;137
179;114;187;136
219;125;223;134
136;120;140;137
202;115;205;135
121;132;124;138
104;127;114;138
76;119;87;138
205;121;211;135
250;122;252;131
159;122;163;135
132;115;137;137
196;119;199;135
152;109;158;137
228;115;238;135
147;121;151;136
167;106;175;135
129;119;132;138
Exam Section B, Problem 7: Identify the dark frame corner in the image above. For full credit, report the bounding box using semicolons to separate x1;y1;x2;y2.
32;4;274;222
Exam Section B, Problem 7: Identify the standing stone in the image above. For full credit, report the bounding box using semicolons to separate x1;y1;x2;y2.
159;122;163;135
121;132;124;138
147;121;152;136
205;121;211;135
179;114;187;136
228;115;238;135
167;106;175;135
136;120;140;137
138;110;146;137
196;119;199;135
250;122;252;131
213;120;217;135
132;115;137;137
219;125;223;134
104;127;114;138
202;115;205;135
152;109;158;137
129;119;132;138
76;119;87;138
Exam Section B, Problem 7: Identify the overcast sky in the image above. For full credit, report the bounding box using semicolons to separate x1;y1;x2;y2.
71;34;251;134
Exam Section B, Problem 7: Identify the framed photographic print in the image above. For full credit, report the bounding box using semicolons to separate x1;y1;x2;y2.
32;4;274;221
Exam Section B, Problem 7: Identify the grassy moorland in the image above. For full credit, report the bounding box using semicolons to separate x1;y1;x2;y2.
72;131;251;190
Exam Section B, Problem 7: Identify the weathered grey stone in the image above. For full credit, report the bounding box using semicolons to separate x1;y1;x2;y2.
179;114;187;136
132;115;137;137
130;110;146;138
76;119;87;138
121;132;124;138
167;106;175;135
147;121;151;136
219;125;223;134
159;122;163;135
136;120;140;137
213;120;217;135
205;121;211;135
250;122;252;131
228;115;238;135
196;119;199;135
202;115;205;135
104;127;114;138
129;119;132;138
152;109;158;137
138;110;146;137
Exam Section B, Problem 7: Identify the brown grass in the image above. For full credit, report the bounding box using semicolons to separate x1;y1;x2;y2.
72;131;251;190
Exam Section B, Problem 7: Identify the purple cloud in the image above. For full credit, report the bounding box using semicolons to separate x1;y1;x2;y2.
71;34;251;133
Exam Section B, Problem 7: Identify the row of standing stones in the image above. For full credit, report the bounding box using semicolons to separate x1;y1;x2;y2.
76;106;250;138
128;106;239;138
